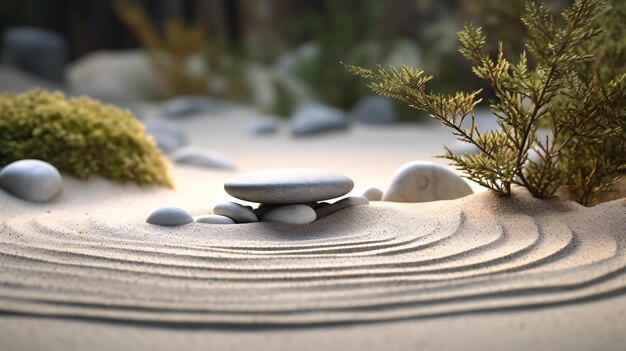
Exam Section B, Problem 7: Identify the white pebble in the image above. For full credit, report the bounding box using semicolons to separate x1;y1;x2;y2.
362;187;383;201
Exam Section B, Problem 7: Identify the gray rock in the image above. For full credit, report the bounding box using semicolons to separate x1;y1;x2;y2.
316;196;369;219
195;214;235;224
214;202;258;223
362;187;383;201
2;26;67;83
261;204;316;224
144;119;188;154
247;117;279;136
0;159;62;202
351;96;396;125
163;96;221;117
383;161;473;203
170;146;235;170
146;206;193;226
291;104;349;136
225;168;354;204
252;203;279;219
66;50;168;101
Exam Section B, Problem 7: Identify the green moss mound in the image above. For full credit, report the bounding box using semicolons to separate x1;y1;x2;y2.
0;90;173;187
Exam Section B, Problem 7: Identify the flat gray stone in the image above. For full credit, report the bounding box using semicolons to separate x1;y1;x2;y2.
362;187;383;201
383;161;473;203
146;206;193;226
247;117;279;136
214;202;258;223
290;104;349;136
351;96;396;125
163;96;221;117
0;159;62;202
261;204;316;224
224;169;354;204
316;196;369;219
144;119;188;154
195;214;235;224
170;146;235;170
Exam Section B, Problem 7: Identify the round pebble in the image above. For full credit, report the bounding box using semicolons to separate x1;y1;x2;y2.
214;202;258;223
383;161;473;203
224;168;354;204
261;204;316;224
0;159;62;203
362;187;383;201
146;206;193;226
316;196;369;219
195;214;235;224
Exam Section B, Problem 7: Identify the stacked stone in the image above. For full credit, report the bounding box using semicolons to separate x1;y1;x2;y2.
205;169;368;225
146;162;475;227
147;169;370;226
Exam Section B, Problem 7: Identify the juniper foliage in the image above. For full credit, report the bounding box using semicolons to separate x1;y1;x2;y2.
348;0;625;205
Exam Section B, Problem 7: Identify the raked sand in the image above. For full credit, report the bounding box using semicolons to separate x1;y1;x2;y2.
1;106;626;350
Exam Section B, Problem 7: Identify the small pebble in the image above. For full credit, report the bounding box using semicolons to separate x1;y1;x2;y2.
261;204;316;224
146;206;193;226
196;214;235;224
362;187;383;201
0;159;62;203
214;202;258;223
316;196;369;219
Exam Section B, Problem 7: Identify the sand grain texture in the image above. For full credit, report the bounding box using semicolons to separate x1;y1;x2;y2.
1;175;625;329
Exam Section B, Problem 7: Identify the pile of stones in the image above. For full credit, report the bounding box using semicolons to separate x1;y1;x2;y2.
146;162;475;227
147;169;370;226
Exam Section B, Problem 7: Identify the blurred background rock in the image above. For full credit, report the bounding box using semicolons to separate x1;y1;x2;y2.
0;0;570;122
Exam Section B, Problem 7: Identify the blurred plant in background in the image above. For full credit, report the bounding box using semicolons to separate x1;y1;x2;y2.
113;1;208;96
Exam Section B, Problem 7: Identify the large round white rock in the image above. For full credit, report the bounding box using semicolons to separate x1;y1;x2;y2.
383;161;473;203
261;204;316;224
224;169;354;204
0;159;62;202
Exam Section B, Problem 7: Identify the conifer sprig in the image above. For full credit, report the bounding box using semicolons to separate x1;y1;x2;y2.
347;0;625;205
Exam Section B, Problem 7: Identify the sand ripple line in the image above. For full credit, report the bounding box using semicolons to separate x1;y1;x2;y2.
0;192;625;325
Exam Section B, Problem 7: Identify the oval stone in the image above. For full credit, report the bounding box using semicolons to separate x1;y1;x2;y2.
213;202;258;223
316;196;369;219
195;214;235;224
261;204;316;224
146;206;193;226
383;161;473;203
0;159;62;202
224;169;354;204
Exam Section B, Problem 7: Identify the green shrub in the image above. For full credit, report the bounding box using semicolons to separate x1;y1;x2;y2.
0;90;173;187
349;0;625;206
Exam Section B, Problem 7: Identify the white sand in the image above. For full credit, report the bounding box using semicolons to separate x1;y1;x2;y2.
1;107;625;350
